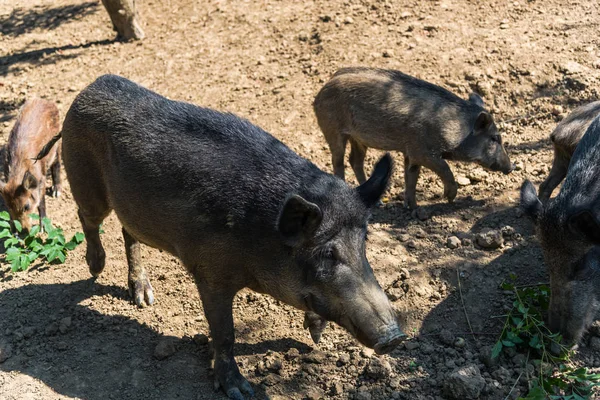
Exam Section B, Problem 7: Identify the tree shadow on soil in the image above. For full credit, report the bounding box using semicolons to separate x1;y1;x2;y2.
0;39;115;77
1;2;99;37
0;280;315;400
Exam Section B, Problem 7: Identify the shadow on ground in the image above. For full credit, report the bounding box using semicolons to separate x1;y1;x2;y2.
1;2;99;37
0;279;319;400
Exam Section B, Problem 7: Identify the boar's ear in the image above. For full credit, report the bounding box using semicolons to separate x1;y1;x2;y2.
0;179;5;193
520;180;543;222
468;93;485;108
568;210;600;244
278;195;323;246
22;171;38;190
357;153;393;208
474;111;493;135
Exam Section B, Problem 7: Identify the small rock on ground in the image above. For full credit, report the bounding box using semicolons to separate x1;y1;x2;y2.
154;337;177;360
443;364;485;400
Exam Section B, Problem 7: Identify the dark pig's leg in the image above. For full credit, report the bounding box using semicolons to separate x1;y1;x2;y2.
538;148;569;202
78;209;108;277
349;138;368;184
123;228;154;307
403;155;421;209
50;150;62;198
326;131;349;181
196;280;253;400
420;157;457;204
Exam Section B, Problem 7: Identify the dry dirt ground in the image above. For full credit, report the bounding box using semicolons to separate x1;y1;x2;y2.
1;0;600;399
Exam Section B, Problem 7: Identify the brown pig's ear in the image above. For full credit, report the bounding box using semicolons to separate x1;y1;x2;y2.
357;153;393;208
568;210;600;244
474;111;493;134
22;171;38;190
278;195;323;246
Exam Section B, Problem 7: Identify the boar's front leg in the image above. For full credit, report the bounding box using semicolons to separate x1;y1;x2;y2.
196;281;254;400
403;155;422;209
538;147;569;202
420;157;458;204
122;228;154;307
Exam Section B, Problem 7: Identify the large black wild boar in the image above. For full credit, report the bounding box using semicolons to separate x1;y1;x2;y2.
521;114;600;345
41;75;406;399
538;101;600;202
314;67;514;209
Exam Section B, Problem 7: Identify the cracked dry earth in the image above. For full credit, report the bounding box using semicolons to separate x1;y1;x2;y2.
1;0;600;399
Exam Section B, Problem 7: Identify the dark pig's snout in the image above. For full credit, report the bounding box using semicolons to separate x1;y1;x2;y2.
374;326;407;354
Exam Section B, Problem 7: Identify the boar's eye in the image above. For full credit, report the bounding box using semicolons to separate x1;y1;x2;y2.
491;135;500;143
23;203;30;212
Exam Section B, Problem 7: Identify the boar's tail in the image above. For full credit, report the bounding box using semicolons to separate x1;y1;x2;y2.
34;132;62;162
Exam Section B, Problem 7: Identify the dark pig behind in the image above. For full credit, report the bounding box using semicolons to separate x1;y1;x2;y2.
0;98;62;232
521;114;600;344
538;101;600;201
313;67;514;209
57;75;405;399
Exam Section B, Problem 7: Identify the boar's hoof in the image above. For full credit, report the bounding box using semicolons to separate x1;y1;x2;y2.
374;332;407;355
213;364;254;400
128;276;155;307
303;311;327;344
51;186;61;198
444;183;458;203
86;246;106;277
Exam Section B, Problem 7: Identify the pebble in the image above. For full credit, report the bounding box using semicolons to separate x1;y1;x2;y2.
23;326;36;338
45;322;59;336
439;329;455;346
454;337;466;348
475;230;503;249
193;333;209;346
456;175;471;186
364;357;392;380
589;336;600;351
286;347;300;360
305;387;324;400
337;353;350;365
59;317;71;334
399;268;410;280
398;233;410;242
447;236;461;249
331;382;344;395
382;49;394;58
56;341;68;351
355;392;372;400
303;350;326;364
154;337;177;360
443;364;486;399
343;16;354;24
404;341;420;350
0;341;12;363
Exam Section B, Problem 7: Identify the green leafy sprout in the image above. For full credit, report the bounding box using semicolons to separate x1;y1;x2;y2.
0;211;84;272
493;273;600;399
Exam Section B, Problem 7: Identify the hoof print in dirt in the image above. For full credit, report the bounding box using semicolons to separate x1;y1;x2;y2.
443;364;486;400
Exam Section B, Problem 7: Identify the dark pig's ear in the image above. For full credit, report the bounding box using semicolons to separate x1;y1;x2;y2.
278;195;323;246
22;171;38;190
568;210;600;244
357;153;393;208
520;180;542;222
474;111;493;134
468;93;485;108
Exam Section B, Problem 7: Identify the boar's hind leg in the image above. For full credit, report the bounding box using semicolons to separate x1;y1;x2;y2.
78;209;108;277
50;150;62;198
123;228;154;307
403;155;421;209
420;157;458;204
324;130;349;181
197;282;253;400
538;148;569;203
349;138;368;184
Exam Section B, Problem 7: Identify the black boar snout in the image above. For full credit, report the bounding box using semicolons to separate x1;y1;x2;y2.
374;329;407;354
506;163;516;174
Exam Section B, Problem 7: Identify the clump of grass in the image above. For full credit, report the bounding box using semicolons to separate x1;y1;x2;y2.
0;211;84;272
493;273;600;399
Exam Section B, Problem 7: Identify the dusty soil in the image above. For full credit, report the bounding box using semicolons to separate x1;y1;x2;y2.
1;0;600;399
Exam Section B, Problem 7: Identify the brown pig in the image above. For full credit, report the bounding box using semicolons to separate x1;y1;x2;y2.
0;98;62;232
